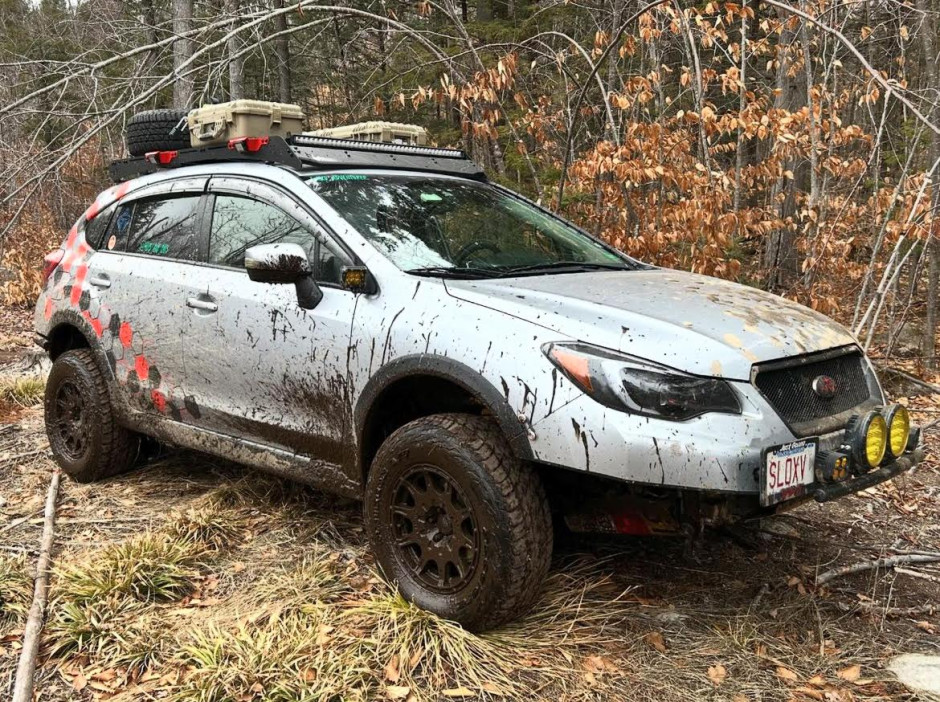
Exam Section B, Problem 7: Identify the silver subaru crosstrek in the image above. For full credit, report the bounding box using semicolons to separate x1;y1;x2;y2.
35;129;923;630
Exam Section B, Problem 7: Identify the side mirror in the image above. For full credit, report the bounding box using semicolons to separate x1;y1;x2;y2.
244;243;322;310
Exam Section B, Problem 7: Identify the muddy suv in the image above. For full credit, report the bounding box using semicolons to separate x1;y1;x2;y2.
35;132;923;630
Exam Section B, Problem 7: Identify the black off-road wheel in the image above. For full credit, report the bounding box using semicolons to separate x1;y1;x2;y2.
126;109;190;157
365;414;552;631
45;349;140;483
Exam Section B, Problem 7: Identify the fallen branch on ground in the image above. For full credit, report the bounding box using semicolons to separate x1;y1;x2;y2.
835;601;937;617
816;554;940;585
12;467;61;702
896;567;940;584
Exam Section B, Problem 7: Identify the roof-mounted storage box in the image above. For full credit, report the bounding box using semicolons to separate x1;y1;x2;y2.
307;121;428;145
187;100;305;148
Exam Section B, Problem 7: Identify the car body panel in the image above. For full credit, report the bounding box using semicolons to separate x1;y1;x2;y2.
442;269;857;381
34;160;897;505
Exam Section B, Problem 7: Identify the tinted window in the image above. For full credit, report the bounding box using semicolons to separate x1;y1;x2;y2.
308;174;630;272
209;195;346;283
102;203;134;252
84;206;113;249
126;196;202;260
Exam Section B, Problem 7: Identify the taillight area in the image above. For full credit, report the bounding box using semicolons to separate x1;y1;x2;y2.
42;250;64;285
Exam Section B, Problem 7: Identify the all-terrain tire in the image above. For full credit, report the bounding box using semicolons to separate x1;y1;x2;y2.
44;349;140;483
126;109;189;157
365;413;553;631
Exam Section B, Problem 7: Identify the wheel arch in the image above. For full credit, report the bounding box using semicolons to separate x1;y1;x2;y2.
354;354;534;484
44;310;115;381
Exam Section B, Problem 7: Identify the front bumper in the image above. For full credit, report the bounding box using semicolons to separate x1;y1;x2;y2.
811;447;925;503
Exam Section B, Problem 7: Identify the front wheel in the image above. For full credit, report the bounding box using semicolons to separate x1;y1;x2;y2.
365;414;552;631
44;349;140;483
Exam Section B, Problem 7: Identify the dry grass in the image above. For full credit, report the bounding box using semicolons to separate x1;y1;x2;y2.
0;555;32;635
0;375;44;408
0;395;935;700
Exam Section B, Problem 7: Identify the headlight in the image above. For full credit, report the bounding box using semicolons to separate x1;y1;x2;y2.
846;410;887;471
543;342;741;420
884;404;910;460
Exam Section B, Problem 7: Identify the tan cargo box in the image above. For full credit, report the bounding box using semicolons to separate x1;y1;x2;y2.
187;100;305;148
307;121;428;146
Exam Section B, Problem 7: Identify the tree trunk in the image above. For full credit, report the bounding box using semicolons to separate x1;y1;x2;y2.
141;0;158;70
172;0;194;109
225;0;244;100
764;8;805;291
918;0;940;368
733;0;748;217
274;0;291;103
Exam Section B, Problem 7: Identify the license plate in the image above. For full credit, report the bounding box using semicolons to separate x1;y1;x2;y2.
760;439;818;506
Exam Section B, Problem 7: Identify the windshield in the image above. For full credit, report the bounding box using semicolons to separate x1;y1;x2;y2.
307;174;633;275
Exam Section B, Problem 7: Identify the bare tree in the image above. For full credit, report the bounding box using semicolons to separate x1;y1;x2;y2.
226;0;246;100
173;0;194;109
274;0;292;103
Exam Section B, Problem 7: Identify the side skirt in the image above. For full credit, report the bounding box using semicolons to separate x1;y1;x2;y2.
119;409;362;500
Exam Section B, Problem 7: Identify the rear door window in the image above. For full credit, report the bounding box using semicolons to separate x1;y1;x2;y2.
126;195;202;261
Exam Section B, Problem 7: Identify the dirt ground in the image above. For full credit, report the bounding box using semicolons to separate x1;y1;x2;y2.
0;305;938;701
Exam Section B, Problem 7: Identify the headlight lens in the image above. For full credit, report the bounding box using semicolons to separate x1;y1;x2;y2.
884;404;910;459
543;342;741;420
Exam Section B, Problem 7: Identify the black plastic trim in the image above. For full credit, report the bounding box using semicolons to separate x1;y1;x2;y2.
354;354;535;475
813;448;924;502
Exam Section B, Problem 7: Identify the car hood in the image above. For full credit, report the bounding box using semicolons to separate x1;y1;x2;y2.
443;268;857;380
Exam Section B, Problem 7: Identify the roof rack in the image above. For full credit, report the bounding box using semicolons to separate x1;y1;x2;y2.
108;135;485;183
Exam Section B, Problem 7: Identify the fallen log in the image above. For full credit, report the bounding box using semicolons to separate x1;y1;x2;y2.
12;467;61;702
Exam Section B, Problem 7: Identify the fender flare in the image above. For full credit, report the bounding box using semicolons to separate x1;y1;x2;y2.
354;354;535;471
44;309;118;385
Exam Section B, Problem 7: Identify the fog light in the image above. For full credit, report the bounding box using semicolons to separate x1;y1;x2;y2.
846;410;887;471
884;404;910;460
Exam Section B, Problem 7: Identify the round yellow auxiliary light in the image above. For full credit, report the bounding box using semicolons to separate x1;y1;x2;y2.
847;410;887;471
884;404;911;460
863;412;887;469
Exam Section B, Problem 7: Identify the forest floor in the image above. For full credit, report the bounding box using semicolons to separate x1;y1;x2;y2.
0;306;938;701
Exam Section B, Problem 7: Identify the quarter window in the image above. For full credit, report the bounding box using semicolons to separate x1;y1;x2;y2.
84;206;114;250
102;203;134;252
125;196;202;260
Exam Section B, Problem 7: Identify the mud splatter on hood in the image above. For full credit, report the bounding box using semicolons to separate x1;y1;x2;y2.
444;268;857;380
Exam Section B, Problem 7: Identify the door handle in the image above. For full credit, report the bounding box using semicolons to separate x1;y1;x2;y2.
89;275;111;289
186;297;218;313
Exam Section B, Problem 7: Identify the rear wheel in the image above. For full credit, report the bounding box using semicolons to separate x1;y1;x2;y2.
45;349;140;483
126;109;189;156
365;413;552;631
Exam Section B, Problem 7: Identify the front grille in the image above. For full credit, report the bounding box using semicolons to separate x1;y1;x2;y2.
754;348;878;436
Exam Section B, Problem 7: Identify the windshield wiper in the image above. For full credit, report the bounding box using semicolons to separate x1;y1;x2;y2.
498;261;632;275
406;266;503;279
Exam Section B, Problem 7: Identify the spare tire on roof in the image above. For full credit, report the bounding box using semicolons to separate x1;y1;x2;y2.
126;109;190;157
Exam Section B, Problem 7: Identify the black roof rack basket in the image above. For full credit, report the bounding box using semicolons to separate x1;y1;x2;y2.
108;135;485;183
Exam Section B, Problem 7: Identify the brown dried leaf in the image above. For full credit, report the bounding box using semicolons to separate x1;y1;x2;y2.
386;685;411;699
837;665;861;682
385;654;400;683
708;664;727;685
776;666;799;683
645;631;667;653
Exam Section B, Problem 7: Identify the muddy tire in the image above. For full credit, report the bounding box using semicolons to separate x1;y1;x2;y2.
365;413;552;631
44;349;139;483
126;109;189;157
